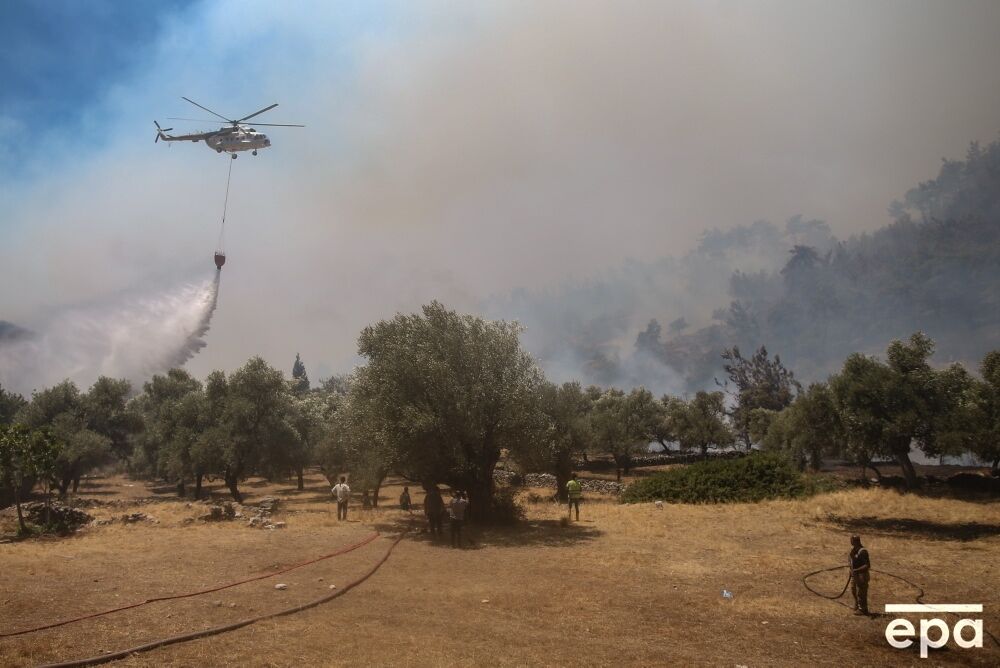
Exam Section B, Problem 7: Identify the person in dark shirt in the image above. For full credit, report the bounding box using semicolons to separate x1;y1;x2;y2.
849;535;871;615
424;485;445;537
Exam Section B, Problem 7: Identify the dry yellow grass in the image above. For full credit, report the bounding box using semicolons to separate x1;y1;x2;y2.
1;473;998;667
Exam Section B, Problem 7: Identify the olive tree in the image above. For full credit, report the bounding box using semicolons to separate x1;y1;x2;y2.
591;387;660;480
667;391;734;458
350;302;544;521
19;381;111;497
521;381;595;500
214;357;302;503
0;424;58;534
830;333;969;488
755;383;842;471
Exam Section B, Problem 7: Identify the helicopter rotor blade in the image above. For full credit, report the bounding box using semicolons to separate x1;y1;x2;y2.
241;122;305;127
236;103;279;123
181;97;233;123
167;117;221;123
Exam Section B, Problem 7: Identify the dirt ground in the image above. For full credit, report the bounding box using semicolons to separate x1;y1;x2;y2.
1;471;998;667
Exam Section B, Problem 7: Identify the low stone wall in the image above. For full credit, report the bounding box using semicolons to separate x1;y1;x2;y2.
495;470;625;496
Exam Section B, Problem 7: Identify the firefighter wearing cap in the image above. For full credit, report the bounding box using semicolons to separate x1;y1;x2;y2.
849;535;871;615
566;473;583;521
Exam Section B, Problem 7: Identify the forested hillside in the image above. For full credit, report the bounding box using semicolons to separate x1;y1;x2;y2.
492;139;1000;390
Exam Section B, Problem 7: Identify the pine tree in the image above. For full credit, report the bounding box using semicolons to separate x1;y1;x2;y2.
291;353;310;393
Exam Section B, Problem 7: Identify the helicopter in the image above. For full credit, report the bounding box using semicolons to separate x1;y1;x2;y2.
154;97;303;158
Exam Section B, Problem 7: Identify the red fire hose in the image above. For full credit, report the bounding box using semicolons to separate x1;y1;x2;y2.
36;533;404;668
2;532;380;639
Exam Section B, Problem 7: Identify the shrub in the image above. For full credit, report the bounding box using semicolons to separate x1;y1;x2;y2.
622;452;821;504
489;486;526;524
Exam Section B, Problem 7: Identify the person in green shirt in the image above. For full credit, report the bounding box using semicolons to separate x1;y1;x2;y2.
566;473;583;521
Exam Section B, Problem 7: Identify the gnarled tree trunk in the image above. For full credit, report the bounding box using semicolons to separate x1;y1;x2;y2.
890;437;919;489
224;469;243;503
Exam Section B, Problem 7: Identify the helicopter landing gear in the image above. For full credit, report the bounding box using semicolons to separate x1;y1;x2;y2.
252;149;257;156
231;153;237;160
216;148;222;153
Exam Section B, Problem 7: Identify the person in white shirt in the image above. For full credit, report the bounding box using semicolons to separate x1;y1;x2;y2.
449;490;469;548
331;476;351;521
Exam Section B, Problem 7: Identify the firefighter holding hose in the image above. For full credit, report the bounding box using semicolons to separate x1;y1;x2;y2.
849;535;871;616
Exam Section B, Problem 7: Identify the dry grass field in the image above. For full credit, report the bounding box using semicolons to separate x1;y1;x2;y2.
1;471;998;667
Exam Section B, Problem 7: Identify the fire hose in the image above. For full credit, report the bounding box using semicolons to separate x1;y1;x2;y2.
2;532;380;639
35;532;404;668
802;565;999;648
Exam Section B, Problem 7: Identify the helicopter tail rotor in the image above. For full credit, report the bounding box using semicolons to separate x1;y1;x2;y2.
154;121;173;143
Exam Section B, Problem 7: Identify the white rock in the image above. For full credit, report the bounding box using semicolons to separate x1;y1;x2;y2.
274;583;288;590
329;584;337;590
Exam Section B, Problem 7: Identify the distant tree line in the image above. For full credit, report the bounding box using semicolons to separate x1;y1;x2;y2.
2;302;998;530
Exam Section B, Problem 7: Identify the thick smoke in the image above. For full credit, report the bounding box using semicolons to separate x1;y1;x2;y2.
3;2;1000;387
0;272;220;395
484;217;834;394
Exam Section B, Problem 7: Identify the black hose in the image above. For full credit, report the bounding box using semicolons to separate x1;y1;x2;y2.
802;565;999;648
37;533;406;667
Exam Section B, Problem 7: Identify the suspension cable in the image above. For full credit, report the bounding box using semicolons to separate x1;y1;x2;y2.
217;157;233;252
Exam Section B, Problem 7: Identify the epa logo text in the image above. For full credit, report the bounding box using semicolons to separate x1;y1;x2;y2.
884;604;984;659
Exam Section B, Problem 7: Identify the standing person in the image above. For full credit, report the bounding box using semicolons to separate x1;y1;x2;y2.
849;535;871;616
399;486;412;513
449;490;469;548
566;473;583;521
424;485;445;537
331;476;351;521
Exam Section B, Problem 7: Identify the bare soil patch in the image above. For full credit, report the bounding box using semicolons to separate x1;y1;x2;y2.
1;473;998;666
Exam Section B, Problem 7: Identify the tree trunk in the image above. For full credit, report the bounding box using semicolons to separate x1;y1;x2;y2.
554;450;572;502
13;485;27;536
176;480;186;497
224;470;243;504
809;448;823;472
58;475;72;498
467;475;494;523
992;458;998;475
44;481;52;527
72;476;80;493
194;473;203;500
890;439;919;489
296;468;304;491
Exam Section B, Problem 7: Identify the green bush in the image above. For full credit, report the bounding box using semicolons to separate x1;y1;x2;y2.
489;486;526;524
623;452;824;504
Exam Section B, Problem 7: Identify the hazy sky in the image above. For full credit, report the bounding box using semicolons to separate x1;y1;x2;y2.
2;0;999;386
